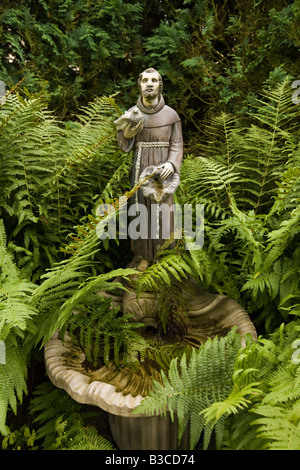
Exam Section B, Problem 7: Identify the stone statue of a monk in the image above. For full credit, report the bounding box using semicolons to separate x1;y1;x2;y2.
117;68;183;264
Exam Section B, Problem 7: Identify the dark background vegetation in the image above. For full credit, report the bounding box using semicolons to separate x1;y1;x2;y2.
1;0;299;143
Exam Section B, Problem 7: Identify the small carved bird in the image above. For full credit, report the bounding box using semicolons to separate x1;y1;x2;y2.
114;106;144;131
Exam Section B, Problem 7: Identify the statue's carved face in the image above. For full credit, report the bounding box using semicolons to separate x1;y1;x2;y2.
139;71;161;99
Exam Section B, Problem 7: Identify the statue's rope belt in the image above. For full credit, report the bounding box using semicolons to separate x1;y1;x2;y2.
135;141;170;209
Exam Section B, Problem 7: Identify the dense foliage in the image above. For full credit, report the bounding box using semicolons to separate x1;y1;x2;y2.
0;0;299;451
1;0;299;139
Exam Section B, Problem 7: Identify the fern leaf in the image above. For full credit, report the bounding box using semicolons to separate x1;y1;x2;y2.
252;403;300;450
134;329;242;449
29;382;115;450
136;253;192;295
0;340;28;436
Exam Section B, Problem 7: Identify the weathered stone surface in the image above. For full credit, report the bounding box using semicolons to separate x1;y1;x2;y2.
44;331;145;417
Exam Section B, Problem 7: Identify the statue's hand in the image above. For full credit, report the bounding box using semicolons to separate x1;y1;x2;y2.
123;120;143;139
159;162;174;180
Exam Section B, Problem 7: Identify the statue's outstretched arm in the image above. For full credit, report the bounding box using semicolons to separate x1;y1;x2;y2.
117;121;143;153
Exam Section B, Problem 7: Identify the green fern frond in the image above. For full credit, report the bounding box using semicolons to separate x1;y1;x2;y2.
201;369;262;426
141;342;193;374
182;79;299;214
262;364;300;405
136;253;193;295
252;402;300;450
241;267;281;301
0;340;28;436
0;220;37;435
195;112;240;167
0;281;37;333
53;95;127;233
237;78;299;212
221;409;263;450
134;329;243;450
61;299;146;368
180;155;239;205
64;425;115;450
185;245;213;289
0;91;132;281
273;166;300;205
57;266;138;328
29;382;115;450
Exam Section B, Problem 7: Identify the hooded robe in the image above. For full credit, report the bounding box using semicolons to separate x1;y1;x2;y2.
117;95;183;262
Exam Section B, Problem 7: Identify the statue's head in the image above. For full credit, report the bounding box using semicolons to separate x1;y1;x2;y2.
138;68;163;100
